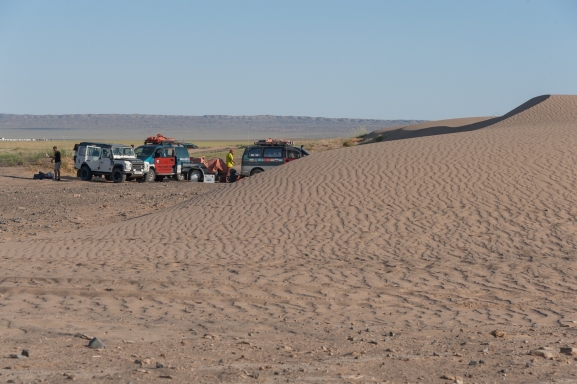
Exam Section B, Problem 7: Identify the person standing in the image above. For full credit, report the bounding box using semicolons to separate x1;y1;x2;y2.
49;146;61;181
225;148;236;182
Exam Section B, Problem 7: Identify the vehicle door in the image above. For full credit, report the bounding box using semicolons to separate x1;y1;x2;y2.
284;148;301;164
85;146;101;171
99;148;113;172
154;148;175;175
175;147;190;175
262;147;284;169
76;145;86;168
241;147;262;175
243;147;262;165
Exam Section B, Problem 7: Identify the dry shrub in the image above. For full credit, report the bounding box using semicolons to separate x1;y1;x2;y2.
351;126;367;138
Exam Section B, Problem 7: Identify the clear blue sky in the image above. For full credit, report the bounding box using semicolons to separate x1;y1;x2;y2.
1;0;576;120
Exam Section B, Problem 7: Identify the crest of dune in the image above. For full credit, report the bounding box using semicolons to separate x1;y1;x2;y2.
366;94;577;141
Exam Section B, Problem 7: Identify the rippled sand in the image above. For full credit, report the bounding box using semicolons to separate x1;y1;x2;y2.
1;95;577;383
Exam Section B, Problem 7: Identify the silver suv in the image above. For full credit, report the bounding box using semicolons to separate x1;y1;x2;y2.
74;142;147;183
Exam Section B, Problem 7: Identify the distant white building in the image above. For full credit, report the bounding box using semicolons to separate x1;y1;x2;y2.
0;138;49;141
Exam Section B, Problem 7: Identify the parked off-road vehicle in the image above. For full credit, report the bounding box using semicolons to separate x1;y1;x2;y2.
134;142;212;182
74;142;147;183
241;139;309;176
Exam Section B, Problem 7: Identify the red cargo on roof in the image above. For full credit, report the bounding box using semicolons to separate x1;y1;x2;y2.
144;134;175;145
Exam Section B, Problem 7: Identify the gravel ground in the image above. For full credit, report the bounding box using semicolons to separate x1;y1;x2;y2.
0;167;221;243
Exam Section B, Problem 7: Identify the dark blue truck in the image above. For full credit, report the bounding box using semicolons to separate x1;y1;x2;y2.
134;143;212;182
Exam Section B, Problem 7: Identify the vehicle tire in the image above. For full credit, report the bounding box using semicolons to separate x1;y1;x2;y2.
80;165;92;181
111;168;127;183
174;172;185;182
155;176;165;182
144;168;156;183
188;169;203;182
250;168;264;176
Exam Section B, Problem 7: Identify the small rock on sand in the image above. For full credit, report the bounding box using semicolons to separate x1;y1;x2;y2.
491;329;506;338
560;347;577;356
530;349;559;359
88;337;106;349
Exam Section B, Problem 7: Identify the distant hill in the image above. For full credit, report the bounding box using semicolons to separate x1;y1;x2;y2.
0;114;424;140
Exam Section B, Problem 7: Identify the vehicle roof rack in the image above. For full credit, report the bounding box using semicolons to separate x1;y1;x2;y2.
158;141;199;148
142;134;199;149
254;138;294;146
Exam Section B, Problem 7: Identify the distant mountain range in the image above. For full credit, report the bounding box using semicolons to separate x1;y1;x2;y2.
0;114;425;140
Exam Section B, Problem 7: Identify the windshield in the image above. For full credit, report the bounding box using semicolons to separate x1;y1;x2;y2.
112;147;135;158
134;146;155;158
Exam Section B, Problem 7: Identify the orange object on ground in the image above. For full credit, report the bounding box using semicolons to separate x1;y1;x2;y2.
144;134;175;144
191;157;229;174
206;158;228;174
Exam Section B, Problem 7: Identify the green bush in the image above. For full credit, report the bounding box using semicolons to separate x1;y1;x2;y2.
0;152;23;166
0;148;73;170
375;135;384;142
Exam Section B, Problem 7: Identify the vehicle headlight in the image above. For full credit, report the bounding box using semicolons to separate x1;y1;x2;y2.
144;162;150;171
124;161;132;170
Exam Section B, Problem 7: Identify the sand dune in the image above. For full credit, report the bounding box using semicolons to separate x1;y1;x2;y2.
2;94;577;382
365;94;577;143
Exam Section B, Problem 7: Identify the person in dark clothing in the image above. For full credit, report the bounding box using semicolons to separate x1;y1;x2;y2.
49;146;61;181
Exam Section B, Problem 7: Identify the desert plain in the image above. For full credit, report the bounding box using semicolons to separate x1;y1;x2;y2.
1;95;577;383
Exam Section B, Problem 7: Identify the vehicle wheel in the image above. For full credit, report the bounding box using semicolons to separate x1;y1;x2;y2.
174;172;185;182
144;168;156;183
80;165;92;181
104;175;112;181
250;168;264;176
188;169;202;182
155;176;165;182
111;168;127;183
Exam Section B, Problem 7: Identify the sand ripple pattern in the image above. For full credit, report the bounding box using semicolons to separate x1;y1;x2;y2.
2;95;577;333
